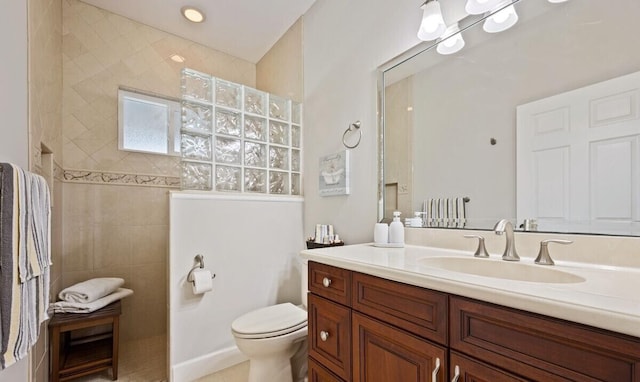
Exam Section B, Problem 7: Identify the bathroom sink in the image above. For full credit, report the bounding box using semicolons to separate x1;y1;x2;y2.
417;257;585;284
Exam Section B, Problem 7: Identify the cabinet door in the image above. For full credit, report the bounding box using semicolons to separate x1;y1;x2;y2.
309;358;346;382
309;294;352;381
449;351;527;382
353;312;446;382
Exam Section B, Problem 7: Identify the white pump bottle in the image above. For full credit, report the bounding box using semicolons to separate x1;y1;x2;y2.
388;211;405;246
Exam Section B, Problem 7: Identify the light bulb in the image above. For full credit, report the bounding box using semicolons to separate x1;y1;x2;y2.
437;24;465;55
483;2;519;33
465;0;501;15
417;1;447;41
181;6;205;23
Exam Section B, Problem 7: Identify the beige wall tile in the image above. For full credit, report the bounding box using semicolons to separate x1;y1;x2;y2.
62;220;94;272
63;0;256;175
124;263;167;339
131;225;168;266
256;17;303;102
59;0;259;345
28;1;63;380
93;224;133;268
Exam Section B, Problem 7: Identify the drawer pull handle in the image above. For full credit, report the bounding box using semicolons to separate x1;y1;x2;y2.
431;357;440;382
320;331;330;341
451;365;460;382
322;277;332;288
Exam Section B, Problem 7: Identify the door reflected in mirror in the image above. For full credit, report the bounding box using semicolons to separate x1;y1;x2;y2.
380;0;640;236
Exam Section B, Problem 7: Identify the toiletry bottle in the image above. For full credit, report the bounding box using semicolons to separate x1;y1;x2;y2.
389;211;405;245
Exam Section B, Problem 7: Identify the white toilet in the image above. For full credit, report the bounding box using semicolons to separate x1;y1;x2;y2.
231;261;309;382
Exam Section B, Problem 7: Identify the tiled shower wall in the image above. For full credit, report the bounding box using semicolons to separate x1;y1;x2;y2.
61;0;256;341
28;0;63;380
256;18;303;102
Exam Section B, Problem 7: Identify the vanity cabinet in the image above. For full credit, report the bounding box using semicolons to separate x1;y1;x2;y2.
307;261;640;382
450;296;640;381
308;262;446;382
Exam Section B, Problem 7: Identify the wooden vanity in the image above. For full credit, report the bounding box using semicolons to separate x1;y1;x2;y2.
306;261;640;381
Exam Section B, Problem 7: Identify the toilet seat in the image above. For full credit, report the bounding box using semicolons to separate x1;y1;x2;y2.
232;303;307;339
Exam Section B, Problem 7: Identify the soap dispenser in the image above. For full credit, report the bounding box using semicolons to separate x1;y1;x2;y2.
389;211;405;246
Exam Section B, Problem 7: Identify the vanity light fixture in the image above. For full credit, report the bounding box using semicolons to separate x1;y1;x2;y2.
437;24;465;55
547;0;569;2
483;1;519;33
465;0;501;15
417;0;447;41
181;6;205;23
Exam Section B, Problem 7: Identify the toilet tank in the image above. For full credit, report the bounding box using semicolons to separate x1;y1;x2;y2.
300;258;308;308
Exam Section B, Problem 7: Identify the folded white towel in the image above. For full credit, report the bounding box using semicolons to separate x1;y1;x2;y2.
49;288;133;314
58;277;124;303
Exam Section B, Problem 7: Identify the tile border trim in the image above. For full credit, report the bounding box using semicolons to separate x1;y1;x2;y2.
63;169;180;188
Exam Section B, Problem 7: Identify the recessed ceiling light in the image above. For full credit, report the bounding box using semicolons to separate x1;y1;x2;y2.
181;6;205;23
170;54;185;63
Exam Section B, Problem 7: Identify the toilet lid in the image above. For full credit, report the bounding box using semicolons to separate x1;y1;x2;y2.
232;303;307;338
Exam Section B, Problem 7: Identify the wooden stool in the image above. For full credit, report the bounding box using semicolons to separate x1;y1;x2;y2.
49;300;121;382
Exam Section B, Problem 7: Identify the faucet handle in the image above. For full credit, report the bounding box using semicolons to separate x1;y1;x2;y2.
535;239;573;265
464;235;490;258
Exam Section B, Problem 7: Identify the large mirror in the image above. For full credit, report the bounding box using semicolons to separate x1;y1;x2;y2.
379;0;640;236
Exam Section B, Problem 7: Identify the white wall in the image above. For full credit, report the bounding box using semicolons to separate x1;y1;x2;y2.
169;192;304;382
0;0;29;379
302;0;422;243
0;0;28;167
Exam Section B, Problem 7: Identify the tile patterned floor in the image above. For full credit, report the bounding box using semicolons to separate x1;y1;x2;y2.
72;335;249;382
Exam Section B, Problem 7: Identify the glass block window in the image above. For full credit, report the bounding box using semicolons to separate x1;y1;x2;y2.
180;68;302;195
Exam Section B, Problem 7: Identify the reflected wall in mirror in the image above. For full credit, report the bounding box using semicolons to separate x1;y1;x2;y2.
380;0;640;236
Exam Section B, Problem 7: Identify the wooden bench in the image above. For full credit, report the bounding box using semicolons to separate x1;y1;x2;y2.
49;300;121;382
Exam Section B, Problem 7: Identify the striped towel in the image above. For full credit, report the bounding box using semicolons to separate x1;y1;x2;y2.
0;163;51;369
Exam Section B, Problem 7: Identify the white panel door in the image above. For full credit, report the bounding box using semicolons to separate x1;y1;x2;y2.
517;71;640;234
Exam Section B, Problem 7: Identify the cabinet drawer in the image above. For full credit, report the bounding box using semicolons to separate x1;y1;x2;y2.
450;351;527;382
353;312;446;382
309;358;346;382
352;272;447;345
308;294;351;380
450;296;640;382
309;261;351;306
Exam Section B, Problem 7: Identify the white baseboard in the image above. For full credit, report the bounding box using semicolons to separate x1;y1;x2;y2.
171;345;248;382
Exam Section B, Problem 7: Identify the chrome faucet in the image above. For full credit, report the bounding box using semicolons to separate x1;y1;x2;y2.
493;219;520;261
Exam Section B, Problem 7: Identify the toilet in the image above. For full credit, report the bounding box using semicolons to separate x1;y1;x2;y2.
231;260;309;382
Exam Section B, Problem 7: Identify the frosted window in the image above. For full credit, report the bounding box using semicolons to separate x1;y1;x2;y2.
118;88;181;156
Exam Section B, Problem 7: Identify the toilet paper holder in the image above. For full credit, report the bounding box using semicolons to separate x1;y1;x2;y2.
187;254;216;284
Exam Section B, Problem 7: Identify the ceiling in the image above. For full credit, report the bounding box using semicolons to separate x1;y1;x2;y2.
80;0;316;64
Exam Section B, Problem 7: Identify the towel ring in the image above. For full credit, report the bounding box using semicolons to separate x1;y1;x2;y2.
342;121;362;149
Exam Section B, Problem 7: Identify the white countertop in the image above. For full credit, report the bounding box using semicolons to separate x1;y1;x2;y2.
300;244;640;338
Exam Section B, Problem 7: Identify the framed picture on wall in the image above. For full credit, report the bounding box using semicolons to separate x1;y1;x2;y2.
319;150;350;196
